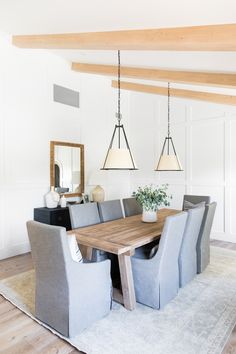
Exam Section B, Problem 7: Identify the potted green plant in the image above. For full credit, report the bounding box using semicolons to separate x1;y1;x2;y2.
133;184;171;222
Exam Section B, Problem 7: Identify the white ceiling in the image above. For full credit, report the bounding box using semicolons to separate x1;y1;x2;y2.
0;0;236;71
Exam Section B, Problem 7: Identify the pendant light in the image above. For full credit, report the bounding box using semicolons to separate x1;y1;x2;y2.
155;83;183;171
101;50;137;170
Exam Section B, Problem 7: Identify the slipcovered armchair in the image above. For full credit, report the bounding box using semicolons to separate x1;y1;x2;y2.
68;202;106;262
68;202;101;229
123;197;142;217
182;194;211;210
98;200;123;222
197;202;217;273
131;212;187;309
27;221;112;337
97;200;123;287
179;207;205;287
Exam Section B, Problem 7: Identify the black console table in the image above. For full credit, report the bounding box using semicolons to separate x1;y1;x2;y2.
34;206;72;231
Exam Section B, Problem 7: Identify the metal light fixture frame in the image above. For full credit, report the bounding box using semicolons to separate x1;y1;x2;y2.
155;82;183;171
101;50;137;170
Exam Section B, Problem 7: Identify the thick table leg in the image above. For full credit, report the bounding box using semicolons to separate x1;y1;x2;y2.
86;247;93;260
118;254;136;311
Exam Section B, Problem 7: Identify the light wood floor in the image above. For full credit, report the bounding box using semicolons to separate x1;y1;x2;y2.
0;241;235;354
0;253;82;354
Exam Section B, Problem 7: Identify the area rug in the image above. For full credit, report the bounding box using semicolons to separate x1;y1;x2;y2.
0;246;236;354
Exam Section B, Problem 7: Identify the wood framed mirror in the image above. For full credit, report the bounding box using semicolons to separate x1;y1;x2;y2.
50;141;84;197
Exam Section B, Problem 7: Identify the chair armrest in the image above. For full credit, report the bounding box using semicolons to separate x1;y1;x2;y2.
69;258;111;286
131;252;160;273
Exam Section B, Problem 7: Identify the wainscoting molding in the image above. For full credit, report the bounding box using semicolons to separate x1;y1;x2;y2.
129;92;236;243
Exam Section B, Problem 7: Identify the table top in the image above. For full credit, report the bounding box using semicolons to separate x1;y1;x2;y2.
68;208;180;256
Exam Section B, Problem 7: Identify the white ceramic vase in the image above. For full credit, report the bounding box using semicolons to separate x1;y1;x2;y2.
45;187;60;208
142;210;157;223
92;185;105;202
60;195;67;208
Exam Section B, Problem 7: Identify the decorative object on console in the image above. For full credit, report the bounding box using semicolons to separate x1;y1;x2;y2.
92;185;105;202
101;50;137;170
89;170;105;202
60;195;67;208
82;193;90;203
155;82;183;171
45;187;60;208
133;184;171;222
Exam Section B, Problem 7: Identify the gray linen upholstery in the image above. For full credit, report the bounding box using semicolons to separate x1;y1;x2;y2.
68;202;100;229
98;200;123;222
68;203;106;262
122;197;151;258
131;212;188;309
179;207;205;287
134;241;159;259
27;221;111;337
123;198;142;217
197;202;217;274
182;195;211;210
98;200;123;286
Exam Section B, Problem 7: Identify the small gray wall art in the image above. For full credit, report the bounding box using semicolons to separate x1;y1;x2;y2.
53;84;79;108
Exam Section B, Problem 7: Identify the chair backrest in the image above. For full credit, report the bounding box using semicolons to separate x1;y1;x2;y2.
196;202;217;273
123;197;142;217
182;195;211;210
27;221;71;293
199;202;217;239
154;212;188;272
98;200;123;222
180;207;205;255
68;202;100;229
179;207;205;286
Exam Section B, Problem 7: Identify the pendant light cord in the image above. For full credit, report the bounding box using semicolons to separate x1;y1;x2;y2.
117;50;121;125
168;82;170;138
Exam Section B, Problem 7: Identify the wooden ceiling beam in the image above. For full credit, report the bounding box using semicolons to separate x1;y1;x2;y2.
72;63;236;88
12;24;236;51
112;80;236;106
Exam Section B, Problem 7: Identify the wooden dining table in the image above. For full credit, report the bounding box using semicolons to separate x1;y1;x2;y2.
68;208;180;311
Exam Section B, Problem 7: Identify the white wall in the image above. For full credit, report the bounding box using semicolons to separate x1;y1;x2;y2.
78;72;236;243
128;92;236;243
0;33;83;259
79;74;132;200
1;32;236;260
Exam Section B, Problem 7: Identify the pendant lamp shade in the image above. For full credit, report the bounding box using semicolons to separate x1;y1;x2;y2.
101;50;138;170
155;83;183;172
156;151;183;171
103;148;137;169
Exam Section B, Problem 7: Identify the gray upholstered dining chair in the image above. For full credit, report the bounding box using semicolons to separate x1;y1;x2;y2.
197;202;217;273
97;200;124;286
68;202;100;228
182;194;211;210
27;221;111;337
68;202;106;261
98;199;123;222
179;206;205;287
123;197;142;217
131;212;188;310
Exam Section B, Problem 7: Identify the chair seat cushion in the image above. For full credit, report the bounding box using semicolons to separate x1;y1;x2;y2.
67;234;83;262
183;200;206;211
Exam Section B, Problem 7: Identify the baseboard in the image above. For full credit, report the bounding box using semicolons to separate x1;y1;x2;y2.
211;232;236;244
0;243;31;260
